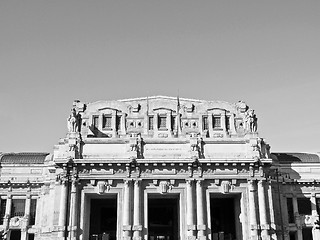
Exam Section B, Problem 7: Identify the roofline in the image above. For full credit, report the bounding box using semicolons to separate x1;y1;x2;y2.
87;95;234;105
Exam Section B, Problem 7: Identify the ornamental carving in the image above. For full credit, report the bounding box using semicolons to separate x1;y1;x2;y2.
220;181;233;194
155;180;174;194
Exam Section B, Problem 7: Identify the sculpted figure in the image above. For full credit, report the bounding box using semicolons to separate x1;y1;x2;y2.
245;109;257;132
67;108;79;132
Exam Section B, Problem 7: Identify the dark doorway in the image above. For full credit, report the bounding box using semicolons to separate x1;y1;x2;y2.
90;197;117;240
302;228;313;240
210;197;236;240
148;197;179;240
9;230;21;240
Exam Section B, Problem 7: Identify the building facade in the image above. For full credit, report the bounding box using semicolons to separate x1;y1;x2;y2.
0;96;319;240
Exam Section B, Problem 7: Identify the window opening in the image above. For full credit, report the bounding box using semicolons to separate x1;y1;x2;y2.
158;115;167;130
297;198;311;215
29;199;37;225
226;116;230;131
103;115;112;129
213;116;221;129
203;116;208;130
93;116;99;129
0;199;7;224
11;199;25;217
148;116;154;130
287;198;295;223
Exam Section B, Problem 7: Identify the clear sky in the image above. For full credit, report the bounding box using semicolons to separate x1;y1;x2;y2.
0;1;319;153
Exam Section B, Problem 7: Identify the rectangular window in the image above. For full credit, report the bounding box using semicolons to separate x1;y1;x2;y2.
93;116;99;128
11;199;25;217
297;198;312;215
287;198;295;223
203;116;208;130
148;116;154;130
102;115;112;129
226;116;230;130
316;198;320;215
116;115;121;131
213;116;221;129
171;116;175;131
29;199;37;225
0;199;7;224
158;116;167;130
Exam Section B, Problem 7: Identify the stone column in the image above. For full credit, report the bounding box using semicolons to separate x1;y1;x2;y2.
186;179;196;239
221;113;226;133
69;178;78;240
20;194;31;240
121;113;127;136
267;182;277;240
208;114;213;138
258;180;270;240
58;180;68;238
112;111;117;137
248;180;259;240
123;180;132;239
24;195;31;225
311;193;320;239
292;196;302;240
4;194;12;230
133;180;142;240
280;194;289;240
196;180;206;240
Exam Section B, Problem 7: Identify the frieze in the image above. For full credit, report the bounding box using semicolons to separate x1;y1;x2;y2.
90;169;114;175
152;169;177;175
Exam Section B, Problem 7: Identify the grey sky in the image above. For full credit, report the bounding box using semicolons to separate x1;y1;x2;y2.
0;1;319;153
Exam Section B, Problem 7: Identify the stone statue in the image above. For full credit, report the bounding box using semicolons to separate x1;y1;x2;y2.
67;108;79;132
245;109;257;133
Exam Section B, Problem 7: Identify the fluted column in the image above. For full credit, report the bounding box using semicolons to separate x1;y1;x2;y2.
58;180;68;238
248;180;259;240
196;180;206;239
133;180;142;240
186;179;196;239
123;180;132;239
258;180;270;240
69;178;78;240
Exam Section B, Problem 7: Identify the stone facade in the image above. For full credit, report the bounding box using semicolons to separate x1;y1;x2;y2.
0;96;319;240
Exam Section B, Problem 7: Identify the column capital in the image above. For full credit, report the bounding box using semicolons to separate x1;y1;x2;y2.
258;179;266;186
196;179;203;186
134;179;141;186
186;179;194;185
248;179;257;191
124;179;132;186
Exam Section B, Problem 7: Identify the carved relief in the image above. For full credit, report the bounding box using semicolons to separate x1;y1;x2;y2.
156;180;174;194
220;180;233;193
97;181;112;194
